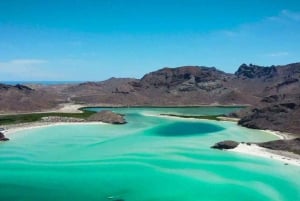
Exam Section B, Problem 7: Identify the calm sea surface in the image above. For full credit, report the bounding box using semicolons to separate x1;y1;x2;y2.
1;107;299;201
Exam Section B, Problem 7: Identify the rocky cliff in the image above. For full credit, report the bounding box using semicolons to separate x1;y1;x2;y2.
227;63;300;135
236;94;300;135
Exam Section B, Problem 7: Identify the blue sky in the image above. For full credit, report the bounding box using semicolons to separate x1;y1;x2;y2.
1;0;300;81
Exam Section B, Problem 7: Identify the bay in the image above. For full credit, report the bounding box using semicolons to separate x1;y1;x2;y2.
1;107;299;201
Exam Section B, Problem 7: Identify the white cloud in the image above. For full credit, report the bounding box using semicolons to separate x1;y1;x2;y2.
281;10;300;21
218;9;300;39
67;40;84;47
267;9;300;23
219;30;238;38
199;9;299;71
0;59;60;80
266;52;289;57
10;59;47;65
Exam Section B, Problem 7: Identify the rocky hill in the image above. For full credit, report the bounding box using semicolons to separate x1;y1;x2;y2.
0;84;59;113
135;66;238;105
64;65;261;106
1;62;300;134
62;63;299;107
233;63;300;97
228;63;300;135
234;94;300;135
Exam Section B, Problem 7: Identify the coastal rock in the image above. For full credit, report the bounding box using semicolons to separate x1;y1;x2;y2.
87;110;127;124
0;132;9;141
257;138;300;155
211;140;239;150
237;94;300;135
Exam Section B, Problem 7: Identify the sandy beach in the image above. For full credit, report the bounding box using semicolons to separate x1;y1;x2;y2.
0;103;86;116
54;103;85;113
144;112;300;166
230;143;300;166
3;121;106;137
1;110;300;167
263;129;298;140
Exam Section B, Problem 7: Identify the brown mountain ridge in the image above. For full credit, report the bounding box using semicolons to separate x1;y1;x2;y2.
1;62;299;134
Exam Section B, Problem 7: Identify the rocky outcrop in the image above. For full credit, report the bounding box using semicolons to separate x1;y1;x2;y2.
257;138;300;155
87;110;127;124
140;66;230;89
235;64;277;79
0;83;60;113
0;84;33;91
0;132;9;141
236;94;300;135
14;84;34;91
211;140;239;150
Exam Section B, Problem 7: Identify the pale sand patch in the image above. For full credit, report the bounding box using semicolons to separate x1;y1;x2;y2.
217;116;240;122
55;103;85;113
4;122;106;137
262;130;298;140
0;103;87;115
230;143;300;166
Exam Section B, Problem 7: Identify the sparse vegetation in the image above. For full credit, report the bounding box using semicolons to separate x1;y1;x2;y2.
0;109;96;125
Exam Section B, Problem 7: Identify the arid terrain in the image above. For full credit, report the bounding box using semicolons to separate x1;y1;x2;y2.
1;62;299;134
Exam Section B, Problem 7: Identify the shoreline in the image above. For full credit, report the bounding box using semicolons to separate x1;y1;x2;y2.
148;112;295;140
0;103;248;116
2;107;300;167
230;143;300;166
0;103;86;116
150;113;300;166
5;120;300;167
4;121;106;137
262;130;298;140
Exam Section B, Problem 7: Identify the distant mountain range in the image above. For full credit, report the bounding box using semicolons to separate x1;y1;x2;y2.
1;62;299;134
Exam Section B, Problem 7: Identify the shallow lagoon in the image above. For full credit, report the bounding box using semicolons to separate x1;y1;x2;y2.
1;107;300;201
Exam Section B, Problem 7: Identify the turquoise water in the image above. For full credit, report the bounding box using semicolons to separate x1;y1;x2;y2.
1;107;300;201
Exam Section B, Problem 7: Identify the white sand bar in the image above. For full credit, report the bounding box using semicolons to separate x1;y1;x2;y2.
4;122;106;137
231;143;300;166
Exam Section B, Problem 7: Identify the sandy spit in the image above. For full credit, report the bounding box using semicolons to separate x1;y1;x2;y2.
4;121;106;137
230;143;300;167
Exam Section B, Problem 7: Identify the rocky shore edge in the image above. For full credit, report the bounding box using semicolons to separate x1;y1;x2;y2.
0;110;127;141
211;139;300;166
0;131;9;141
